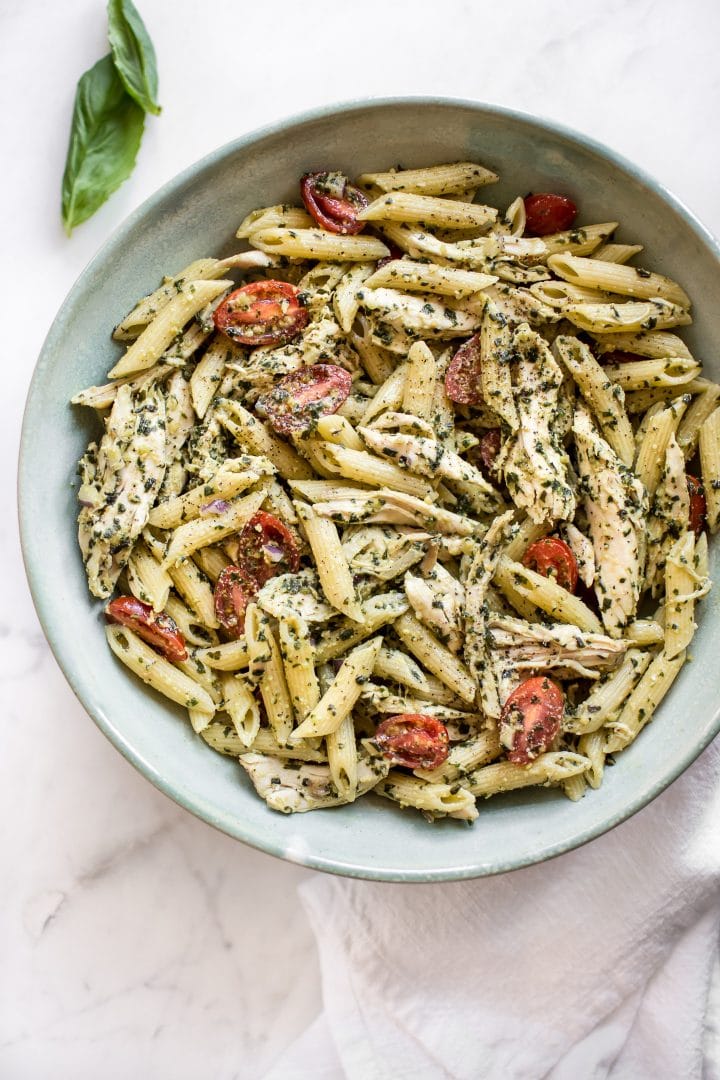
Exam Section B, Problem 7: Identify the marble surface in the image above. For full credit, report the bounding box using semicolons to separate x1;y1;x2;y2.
2;0;720;1076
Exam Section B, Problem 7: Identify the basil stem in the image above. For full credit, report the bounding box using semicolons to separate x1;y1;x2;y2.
107;0;161;116
61;54;145;236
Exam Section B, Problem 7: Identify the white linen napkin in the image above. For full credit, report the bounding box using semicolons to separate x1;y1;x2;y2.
265;740;720;1079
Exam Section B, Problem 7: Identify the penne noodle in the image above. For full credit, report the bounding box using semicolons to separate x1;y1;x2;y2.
364;259;497;299
108;280;232;378
699;407;720;531
292;637;383;739
604;648;686;752
250;226;389;262
294;501;363;621
358;161;499;195
358;191;498;229
564;298;692;335
106;624;215;715
548;253;690;308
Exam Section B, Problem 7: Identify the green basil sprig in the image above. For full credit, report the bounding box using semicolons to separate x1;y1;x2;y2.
61;1;160;235
108;0;161;116
61;55;145;235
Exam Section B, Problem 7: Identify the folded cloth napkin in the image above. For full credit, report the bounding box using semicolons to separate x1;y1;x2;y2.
265;740;720;1080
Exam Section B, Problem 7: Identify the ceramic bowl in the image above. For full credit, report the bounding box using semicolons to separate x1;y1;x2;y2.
19;98;720;881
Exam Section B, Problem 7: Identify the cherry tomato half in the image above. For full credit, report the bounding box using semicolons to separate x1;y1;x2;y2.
523;537;578;593
256;363;353;436
105;596;188;662
445;334;483;405
376;242;404;270
213;281;309;347
214;566;255;638
687;474;707;537
232;511;301;589
300;171;369;235
599;350;647;365
374;714;450;770
475;428;502;481
524;193;578;236
500;676;565;764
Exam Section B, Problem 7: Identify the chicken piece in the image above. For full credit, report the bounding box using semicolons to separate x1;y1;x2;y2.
313;489;478;535
239;752;388;813
359;287;483;339
359;426;501;512
256;569;337;623
404;564;465;653
487;614;627;679
559;522;596;589
342;525;430;581
499;325;576;523
366;411;437;438
159;371;195;499
78;384;166;598
573;408;648;637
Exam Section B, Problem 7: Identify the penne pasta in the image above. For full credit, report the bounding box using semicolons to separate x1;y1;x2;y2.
548;253;691;308
358;191;498;230
292;637;382;739
250;226;389;262
699;407;720;532
108;280;232;378
564;298;691;335
364;259;497;299
358;161;499;195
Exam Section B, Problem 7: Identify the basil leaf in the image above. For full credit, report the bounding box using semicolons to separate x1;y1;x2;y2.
61;55;145;235
107;0;161;116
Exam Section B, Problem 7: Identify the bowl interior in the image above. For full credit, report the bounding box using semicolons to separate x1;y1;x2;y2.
19;100;720;881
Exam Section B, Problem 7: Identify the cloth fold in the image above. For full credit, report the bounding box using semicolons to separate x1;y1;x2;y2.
265;741;720;1079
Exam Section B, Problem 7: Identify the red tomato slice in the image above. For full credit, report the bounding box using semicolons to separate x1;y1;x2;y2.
500;676;564;764
300;171;369;235
105;596;188;662
256;363;352;436
523;537;578;593
476;428;502;480
214;565;256;638
445;334;483;404
213;281;309;347
376;242;404;270
599;350;647;365
232;511;301;589
524;193;578;236
374;714;450;770
687;473;707;536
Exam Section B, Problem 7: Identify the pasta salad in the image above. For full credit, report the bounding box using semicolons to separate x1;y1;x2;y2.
72;160;720;823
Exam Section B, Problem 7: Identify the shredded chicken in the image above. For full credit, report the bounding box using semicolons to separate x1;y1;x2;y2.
312;489;478;535
573;408;648;637
256;569;337;623
500;325;576;523
239;752;388;813
78;384;166;598
342;525;430;580
560;521;596;589
359;426;501;511
487;614;627;679
404;564;465;652
159;371;194;499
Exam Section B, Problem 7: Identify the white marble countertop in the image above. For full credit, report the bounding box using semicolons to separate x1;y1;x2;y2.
3;0;719;1075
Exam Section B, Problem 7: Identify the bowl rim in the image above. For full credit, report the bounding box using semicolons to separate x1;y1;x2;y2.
18;95;720;882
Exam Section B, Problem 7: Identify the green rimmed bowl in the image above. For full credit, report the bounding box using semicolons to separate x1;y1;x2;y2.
19;98;720;882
